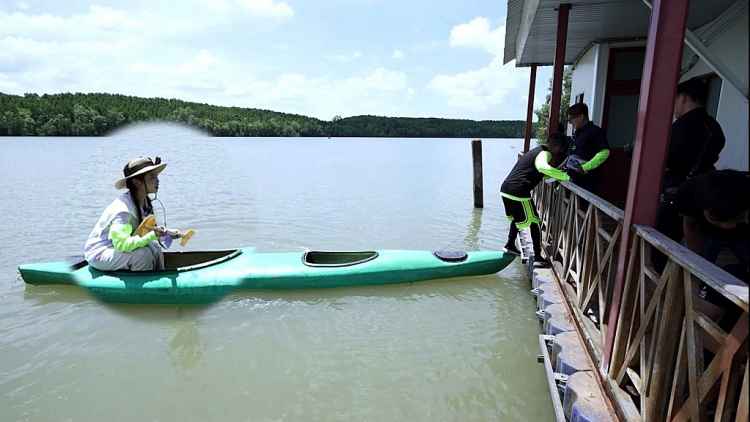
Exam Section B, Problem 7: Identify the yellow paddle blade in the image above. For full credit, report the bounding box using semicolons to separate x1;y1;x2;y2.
180;229;195;247
135;215;157;236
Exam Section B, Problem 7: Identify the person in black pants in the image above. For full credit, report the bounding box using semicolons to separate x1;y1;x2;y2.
565;103;610;194
657;76;726;244
501;133;570;266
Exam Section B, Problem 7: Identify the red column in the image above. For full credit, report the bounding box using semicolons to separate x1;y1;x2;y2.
523;65;538;152
548;4;570;138
602;0;689;369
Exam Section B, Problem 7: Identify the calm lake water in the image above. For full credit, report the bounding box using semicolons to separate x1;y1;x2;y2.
0;123;552;421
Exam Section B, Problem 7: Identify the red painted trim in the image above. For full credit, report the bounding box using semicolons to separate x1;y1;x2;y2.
523;65;537;152
548;4;570;138
602;0;689;369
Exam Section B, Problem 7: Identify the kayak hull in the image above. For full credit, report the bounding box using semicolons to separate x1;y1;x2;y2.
19;248;515;304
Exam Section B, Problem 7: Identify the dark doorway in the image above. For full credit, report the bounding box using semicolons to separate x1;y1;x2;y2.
600;47;645;208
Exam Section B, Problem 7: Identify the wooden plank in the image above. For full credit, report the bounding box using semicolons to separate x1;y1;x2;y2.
581;224;622;313
626;368;642;395
608;235;641;379
614;259;671;384
471;140;483;208
736;358;748;422
682;268;703;422
667;322;688;421
644;258;685;422
672;314;749;420
634;224;749;312
694;312;728;346
713;353;733;422
562;181;624;221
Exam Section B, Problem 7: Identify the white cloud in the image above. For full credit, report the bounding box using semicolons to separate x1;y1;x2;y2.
449;17;505;56
425;17;543;119
236;0;294;19
16;1;29;10
222;67;411;118
429;57;528;112
0;4;541;121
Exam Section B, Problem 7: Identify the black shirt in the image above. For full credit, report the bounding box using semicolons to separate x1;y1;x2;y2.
501;146;547;197
570;121;609;186
571;121;609;161
664;107;725;189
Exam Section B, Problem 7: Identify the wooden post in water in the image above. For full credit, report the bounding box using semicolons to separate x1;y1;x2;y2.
472;139;483;208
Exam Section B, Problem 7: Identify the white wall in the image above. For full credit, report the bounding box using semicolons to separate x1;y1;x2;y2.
570;41;646;127
570;44;597;111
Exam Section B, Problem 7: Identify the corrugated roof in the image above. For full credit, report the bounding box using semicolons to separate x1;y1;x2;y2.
504;0;740;66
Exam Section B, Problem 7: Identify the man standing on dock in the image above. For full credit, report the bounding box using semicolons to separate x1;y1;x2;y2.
565;103;610;195
658;77;726;244
501;133;570;266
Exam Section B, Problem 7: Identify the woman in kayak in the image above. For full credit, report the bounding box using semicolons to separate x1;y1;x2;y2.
83;157;178;271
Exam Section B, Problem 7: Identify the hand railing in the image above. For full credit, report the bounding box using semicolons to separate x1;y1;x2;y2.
533;180;749;421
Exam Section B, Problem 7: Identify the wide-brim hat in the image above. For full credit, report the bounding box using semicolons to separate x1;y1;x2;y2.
114;156;167;189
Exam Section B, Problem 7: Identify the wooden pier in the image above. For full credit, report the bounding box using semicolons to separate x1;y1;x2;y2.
522;180;748;421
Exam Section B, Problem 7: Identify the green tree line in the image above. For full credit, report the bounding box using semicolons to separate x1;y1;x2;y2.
0;92;527;138
534;68;572;140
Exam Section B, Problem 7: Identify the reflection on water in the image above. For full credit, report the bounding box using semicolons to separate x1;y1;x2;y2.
169;311;204;372
464;208;484;249
0;124;552;421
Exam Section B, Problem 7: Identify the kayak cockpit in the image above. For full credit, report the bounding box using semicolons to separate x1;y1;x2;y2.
163;249;241;271
302;251;378;267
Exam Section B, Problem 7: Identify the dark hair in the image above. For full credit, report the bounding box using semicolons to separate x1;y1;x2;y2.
677;77;709;105
694;170;750;221
567;103;589;118
126;175;154;224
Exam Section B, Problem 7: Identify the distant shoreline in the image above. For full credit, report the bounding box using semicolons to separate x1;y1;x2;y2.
1;92;531;138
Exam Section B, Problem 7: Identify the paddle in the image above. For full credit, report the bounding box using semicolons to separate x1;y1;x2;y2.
135;215;196;247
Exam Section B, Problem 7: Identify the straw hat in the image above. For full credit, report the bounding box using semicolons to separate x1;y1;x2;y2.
114;157;167;189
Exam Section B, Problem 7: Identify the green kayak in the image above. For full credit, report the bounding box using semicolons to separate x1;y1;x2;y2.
19;248;515;304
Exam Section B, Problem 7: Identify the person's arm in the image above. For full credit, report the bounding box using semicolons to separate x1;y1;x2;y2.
581;149;610;172
690;120;726;177
108;214;157;252
535;150;570;181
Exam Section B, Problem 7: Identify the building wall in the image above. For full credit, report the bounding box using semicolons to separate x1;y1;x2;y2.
570;44;598;123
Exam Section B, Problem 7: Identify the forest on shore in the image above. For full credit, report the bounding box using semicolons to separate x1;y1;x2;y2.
0;92;528;138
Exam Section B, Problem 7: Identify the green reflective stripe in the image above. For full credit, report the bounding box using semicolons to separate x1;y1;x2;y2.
109;223;157;252
501;194;540;229
582;149;610;172
500;192;531;201
534;150;570;181
515;200;540;229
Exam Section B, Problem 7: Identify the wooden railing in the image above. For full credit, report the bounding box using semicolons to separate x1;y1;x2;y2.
533;181;749;422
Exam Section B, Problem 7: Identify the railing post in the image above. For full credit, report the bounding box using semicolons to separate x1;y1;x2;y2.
523;64;538;152
603;0;689;372
548;4;570;138
472;139;483;208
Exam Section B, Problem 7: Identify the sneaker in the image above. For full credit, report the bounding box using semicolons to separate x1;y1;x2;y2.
503;244;521;256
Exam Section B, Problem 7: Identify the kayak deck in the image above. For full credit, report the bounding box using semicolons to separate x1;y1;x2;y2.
19;248;515;304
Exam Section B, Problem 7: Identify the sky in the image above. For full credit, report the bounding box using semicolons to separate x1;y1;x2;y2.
0;0;552;121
